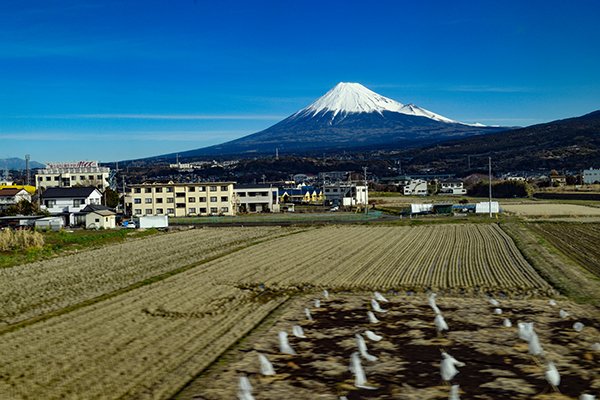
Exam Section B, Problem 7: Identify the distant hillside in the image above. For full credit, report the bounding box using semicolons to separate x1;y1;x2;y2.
407;110;600;172
0;157;45;170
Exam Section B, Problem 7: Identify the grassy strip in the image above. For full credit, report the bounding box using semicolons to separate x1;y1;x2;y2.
499;222;600;305
0;229;159;269
0;228;310;336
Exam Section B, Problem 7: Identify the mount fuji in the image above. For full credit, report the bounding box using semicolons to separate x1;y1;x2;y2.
159;82;506;159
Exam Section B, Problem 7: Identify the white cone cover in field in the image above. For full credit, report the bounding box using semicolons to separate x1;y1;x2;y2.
440;352;465;382
314;299;321;308
278;331;296;355
548;299;557;306
503;318;512;328
545;362;560;387
518;322;535;342
367;311;379;324
258;353;275;376
435;314;449;332
323;289;329;299
449;384;461;400
580;394;596;400
429;293;441;314
364;330;383;341
356;334;378;362
573;322;584;332
304;307;313;321
292;325;306;338
371;299;387;313
559;309;569;318
528;332;543;356
493;308;502;315
350;352;376;389
374;291;389;303
237;375;254;400
489;298;500;307
592;343;600;351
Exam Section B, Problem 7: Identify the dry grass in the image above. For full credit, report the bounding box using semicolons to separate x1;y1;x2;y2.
502;204;600;217
0;229;44;251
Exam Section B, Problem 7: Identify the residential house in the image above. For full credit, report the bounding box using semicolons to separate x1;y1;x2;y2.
234;184;279;213
583;168;600;184
323;182;368;206
41;186;103;226
438;180;467;195
81;204;117;229
278;186;322;204
0;188;32;210
402;179;428;196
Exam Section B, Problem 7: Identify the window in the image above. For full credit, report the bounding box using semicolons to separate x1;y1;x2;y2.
210;186;217;192
145;209;152;215
176;203;185;208
166;208;174;214
54;176;59;181
188;197;195;202
80;175;85;180
188;207;196;214
73;199;84;207
210;207;218;213
155;187;163;193
95;218;100;223
145;188;152;193
155;208;163;214
134;198;141;204
134;188;141;193
220;186;228;191
145;198;152;204
199;207;207;213
166;187;173;193
38;177;43;182
167;198;174;203
97;175;102;180
221;196;228;202
188;186;195;192
198;186;206;192
88;175;94;180
134;209;142;215
238;192;246;197
156;198;163;204
210;196;217;202
176;192;185;198
199;196;206;202
44;200;56;207
46;176;52;181
221;206;229;213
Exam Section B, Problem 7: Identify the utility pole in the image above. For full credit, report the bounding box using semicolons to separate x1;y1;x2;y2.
488;156;492;218
122;176;126;215
25;154;30;186
363;166;368;215
468;155;471;170
275;148;279;160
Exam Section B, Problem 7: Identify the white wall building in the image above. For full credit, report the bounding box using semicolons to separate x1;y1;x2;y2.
402;179;428;196
583;168;600;184
439;180;467;195
85;209;116;229
234;184;280;213
41;187;103;225
36;161;110;190
0;188;32;210
323;183;368;206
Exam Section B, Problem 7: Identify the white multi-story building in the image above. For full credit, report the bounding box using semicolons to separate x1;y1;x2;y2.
402;179;428;196
35;161;110;190
323;182;368;206
583;168;600;184
40;187;103;225
439;180;467;195
127;181;235;217
234;184;279;213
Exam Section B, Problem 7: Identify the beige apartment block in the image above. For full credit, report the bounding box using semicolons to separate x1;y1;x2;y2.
128;182;235;217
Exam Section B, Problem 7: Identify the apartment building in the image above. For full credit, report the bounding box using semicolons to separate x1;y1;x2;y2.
36;161;110;190
128;181;235;217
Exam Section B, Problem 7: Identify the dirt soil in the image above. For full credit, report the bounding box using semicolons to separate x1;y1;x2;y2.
177;294;600;400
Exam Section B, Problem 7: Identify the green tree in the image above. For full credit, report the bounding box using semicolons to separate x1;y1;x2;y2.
103;188;120;208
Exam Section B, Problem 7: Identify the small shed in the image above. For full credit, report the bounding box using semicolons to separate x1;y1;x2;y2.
34;216;64;231
85;210;116;229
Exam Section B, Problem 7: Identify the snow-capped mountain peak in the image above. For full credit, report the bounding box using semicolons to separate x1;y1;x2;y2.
298;82;470;125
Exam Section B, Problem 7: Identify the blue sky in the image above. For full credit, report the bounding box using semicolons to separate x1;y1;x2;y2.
1;0;599;162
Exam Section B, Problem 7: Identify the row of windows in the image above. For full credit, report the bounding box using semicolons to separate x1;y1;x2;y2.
133;206;229;215
38;175;104;182
132;185;229;194
133;196;228;204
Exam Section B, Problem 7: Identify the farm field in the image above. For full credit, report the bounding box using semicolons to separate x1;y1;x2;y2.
502;204;600;217
181;293;600;400
528;223;600;279
0;224;565;399
0;226;297;327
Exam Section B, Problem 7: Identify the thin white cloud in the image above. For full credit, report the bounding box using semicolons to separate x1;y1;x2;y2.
6;114;285;121
0;130;249;142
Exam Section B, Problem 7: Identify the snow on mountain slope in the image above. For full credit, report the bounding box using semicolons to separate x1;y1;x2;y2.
296;82;472;125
